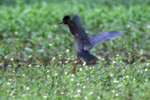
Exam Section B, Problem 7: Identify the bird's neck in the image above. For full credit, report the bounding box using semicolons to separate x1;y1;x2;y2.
67;21;81;37
67;21;91;46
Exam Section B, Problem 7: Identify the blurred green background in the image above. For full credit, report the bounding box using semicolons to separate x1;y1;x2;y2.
0;0;150;100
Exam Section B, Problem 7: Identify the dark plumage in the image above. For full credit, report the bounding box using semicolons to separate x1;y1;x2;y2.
61;15;123;65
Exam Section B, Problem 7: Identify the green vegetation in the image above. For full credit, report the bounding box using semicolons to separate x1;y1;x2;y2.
0;0;150;99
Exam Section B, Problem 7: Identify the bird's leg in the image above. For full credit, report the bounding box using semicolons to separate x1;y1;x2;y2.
72;62;77;75
72;57;83;74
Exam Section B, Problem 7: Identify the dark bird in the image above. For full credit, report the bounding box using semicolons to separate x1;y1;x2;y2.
61;15;123;65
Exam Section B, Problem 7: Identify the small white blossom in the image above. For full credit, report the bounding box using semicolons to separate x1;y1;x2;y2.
113;79;119;83
49;43;53;47
28;64;32;67
52;57;56;61
83;85;86;89
115;93;119;96
54;73;58;76
89;91;93;95
7;82;11;86
60;91;64;95
145;68;148;72
84;96;88;100
112;90;115;93
77;83;80;86
79;68;83;71
71;78;74;82
43;95;48;99
10;58;14;61
26;87;30;90
66;49;70;53
64;71;68;75
77;89;81;93
126;75;129;79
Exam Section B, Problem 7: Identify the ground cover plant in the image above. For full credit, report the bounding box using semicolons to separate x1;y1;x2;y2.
0;0;150;99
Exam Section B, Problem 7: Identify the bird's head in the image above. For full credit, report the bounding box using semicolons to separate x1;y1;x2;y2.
61;15;71;24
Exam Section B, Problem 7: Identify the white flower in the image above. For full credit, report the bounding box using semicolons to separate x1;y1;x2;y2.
64;71;68;75
113;79;119;83
77;89;81;93
82;86;86;89
28;64;32;67
112;90;115;93
49;43;53;47
14;32;18;35
43;95;48;99
110;73;114;77
112;60;116;64
47;75;50;78
77;83;80;86
60;92;64;95
79;68;83;71
146;63;150;66
71;74;75;77
26;87;30;90
126;75;129;79
7;82;11;86
66;49;70;53
89;91;93;95
10;58;14;61
22;74;25;77
84;96;88;100
115;93;119;96
71;78;74;82
145;68;148;72
97;96;100;100
52;57;56;61
54;73;58;76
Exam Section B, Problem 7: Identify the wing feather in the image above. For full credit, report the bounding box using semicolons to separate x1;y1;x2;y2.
90;32;123;46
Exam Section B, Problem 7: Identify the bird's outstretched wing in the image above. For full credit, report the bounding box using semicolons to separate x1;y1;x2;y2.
90;32;123;46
